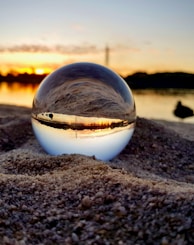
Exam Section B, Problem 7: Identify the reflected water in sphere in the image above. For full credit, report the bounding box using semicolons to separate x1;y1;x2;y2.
31;62;136;161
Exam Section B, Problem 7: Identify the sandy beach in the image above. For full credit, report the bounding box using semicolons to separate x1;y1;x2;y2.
0;104;194;244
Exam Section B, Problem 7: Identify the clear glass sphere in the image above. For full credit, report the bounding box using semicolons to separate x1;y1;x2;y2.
31;62;136;161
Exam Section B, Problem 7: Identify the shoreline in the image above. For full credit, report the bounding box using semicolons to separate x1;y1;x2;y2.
153;119;194;141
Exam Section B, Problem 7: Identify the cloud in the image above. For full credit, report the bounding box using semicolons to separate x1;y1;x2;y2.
0;44;100;55
143;40;152;46
0;44;49;53
111;43;141;53
55;44;99;55
0;42;142;55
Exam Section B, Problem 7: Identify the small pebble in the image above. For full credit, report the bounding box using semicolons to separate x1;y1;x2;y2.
71;232;79;243
81;196;92;208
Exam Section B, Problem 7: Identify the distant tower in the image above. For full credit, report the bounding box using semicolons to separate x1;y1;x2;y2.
105;45;109;67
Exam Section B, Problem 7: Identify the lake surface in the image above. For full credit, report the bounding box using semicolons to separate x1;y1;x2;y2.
1;81;194;123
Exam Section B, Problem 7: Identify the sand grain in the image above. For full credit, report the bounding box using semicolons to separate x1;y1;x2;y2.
0;105;194;244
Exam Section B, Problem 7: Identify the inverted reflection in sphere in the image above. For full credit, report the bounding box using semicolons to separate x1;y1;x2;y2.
31;62;136;160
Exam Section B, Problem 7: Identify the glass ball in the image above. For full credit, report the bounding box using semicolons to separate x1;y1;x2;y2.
31;62;136;161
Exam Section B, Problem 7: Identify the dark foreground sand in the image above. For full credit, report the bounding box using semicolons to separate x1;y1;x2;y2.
0;104;194;245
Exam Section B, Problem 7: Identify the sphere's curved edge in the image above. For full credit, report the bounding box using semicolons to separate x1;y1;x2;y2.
31;62;136;161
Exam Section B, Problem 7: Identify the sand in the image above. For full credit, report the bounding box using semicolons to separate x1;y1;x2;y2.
0;104;194;245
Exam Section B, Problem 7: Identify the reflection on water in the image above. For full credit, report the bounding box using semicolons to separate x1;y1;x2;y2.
133;89;194;123
0;82;38;107
1;82;194;122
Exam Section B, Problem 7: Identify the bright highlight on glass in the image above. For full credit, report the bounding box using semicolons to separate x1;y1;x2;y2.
31;62;136;160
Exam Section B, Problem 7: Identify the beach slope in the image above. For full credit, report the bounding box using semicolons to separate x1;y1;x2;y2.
0;104;194;244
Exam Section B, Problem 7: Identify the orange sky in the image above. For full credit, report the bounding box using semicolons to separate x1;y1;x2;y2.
1;1;194;76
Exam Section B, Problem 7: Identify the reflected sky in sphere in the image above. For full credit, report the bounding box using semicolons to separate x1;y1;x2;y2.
31;62;136;160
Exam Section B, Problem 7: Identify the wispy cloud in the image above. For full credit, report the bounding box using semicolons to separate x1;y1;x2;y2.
111;43;141;53
0;43;142;55
0;44;100;55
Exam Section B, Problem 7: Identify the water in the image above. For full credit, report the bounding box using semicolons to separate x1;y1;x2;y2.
133;89;194;123
31;62;136;160
0;81;194;123
0;81;37;107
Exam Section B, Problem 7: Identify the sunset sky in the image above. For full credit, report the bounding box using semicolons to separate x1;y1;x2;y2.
1;0;194;76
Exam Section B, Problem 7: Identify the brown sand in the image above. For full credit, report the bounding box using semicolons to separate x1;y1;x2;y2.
0;104;194;245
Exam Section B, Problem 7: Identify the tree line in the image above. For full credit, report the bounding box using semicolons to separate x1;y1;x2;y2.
1;71;194;89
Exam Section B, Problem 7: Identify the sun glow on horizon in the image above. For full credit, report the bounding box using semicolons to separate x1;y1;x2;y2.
0;66;55;75
35;68;45;75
